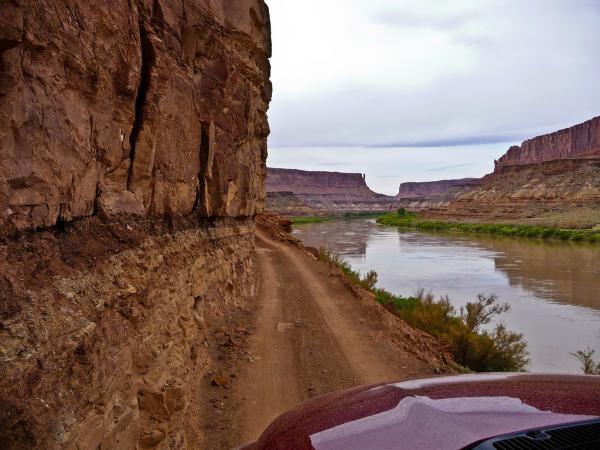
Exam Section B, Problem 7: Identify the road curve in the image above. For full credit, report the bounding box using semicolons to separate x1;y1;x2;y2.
234;229;434;446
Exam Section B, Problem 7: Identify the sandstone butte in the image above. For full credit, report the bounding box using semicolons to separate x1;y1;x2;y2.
0;0;272;448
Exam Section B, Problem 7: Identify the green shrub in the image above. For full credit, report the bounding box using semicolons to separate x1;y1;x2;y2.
361;270;379;290
373;288;420;311
343;211;387;219
317;245;529;372
317;247;375;289
399;292;529;372
571;347;600;374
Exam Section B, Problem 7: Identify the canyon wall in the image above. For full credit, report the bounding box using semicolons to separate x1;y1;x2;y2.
0;0;271;232
266;168;396;214
429;158;600;226
425;116;600;226
494;116;600;172
266;191;316;215
0;1;271;448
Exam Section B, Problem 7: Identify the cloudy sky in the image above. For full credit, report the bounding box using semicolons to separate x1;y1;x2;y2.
266;0;600;194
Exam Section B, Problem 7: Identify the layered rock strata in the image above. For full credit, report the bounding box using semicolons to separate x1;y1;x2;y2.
1;217;257;449
266;191;317;215
0;0;271;232
266;168;396;214
426;117;600;225
429;158;600;224
0;0;271;448
494;116;600;172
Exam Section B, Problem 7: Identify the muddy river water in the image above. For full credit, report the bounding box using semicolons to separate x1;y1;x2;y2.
292;219;600;373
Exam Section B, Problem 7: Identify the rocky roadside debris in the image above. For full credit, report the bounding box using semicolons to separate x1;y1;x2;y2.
256;211;298;243
197;304;261;444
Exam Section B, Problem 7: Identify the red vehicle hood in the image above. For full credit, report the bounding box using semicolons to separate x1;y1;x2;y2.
249;373;600;450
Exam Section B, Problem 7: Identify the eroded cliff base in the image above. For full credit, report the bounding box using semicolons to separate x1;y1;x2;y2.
0;215;257;449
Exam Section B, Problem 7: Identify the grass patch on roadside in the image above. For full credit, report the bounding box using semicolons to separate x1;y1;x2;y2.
377;209;600;243
316;246;529;373
317;248;378;290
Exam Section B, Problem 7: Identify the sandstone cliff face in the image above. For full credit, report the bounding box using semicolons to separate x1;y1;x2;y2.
426;117;600;225
0;1;271;448
0;0;271;231
494;116;600;172
266;191;316;215
266;168;396;214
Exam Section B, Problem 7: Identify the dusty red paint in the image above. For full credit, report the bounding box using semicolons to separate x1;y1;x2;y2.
246;374;600;450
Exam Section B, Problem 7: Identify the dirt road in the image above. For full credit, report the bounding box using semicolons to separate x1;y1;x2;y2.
200;227;440;448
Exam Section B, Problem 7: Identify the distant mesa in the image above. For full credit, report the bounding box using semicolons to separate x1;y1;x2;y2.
265;168;396;214
397;179;480;199
395;178;481;210
266;168;374;195
267;115;600;225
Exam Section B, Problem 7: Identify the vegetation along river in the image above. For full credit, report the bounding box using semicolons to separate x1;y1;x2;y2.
292;218;600;373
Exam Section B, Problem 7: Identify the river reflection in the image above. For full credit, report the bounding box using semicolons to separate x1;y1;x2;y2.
292;219;600;373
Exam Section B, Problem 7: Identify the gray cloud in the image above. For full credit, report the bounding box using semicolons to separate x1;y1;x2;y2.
268;0;600;149
428;164;473;172
371;9;479;31
369;133;526;149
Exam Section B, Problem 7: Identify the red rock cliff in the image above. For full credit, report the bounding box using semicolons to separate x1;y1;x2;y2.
0;1;271;448
494;116;600;172
431;158;600;225
0;0;271;231
426;116;600;225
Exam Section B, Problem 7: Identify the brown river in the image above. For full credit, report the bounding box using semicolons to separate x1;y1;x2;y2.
292;219;600;373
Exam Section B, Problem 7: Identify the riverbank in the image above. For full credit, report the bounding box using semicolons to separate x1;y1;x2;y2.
377;211;600;243
292;218;600;372
315;248;528;373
